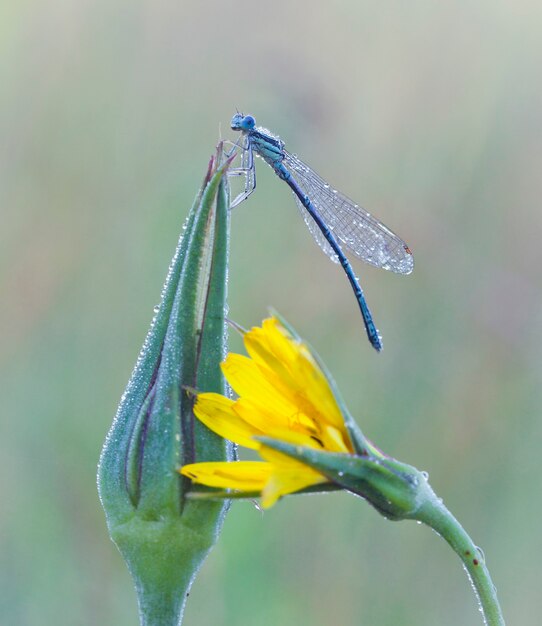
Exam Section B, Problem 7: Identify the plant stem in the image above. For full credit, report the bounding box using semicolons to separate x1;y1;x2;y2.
415;487;505;626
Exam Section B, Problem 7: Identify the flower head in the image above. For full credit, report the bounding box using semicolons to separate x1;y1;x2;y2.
180;316;355;508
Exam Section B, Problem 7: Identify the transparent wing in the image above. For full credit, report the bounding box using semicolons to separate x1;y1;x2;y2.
293;195;340;263
283;151;414;274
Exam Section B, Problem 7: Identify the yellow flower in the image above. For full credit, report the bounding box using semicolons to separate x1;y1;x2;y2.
180;317;355;508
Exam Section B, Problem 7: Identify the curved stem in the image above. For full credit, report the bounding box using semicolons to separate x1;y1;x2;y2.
414;488;505;626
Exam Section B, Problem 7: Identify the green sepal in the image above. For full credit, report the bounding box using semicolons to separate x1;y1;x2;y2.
257;437;429;521
98;148;234;626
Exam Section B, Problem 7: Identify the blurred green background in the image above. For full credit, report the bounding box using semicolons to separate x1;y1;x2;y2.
2;1;541;624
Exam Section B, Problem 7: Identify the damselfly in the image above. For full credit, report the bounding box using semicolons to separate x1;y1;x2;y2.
228;113;413;352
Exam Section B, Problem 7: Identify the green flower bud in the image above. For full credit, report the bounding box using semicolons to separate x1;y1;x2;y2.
98;147;234;626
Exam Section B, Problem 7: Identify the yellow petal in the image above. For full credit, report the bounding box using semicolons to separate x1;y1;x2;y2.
233;396;318;441
180;461;272;491
221;353;298;420
294;345;347;430
244;318;350;442
260;317;300;365
194;393;261;449
222;352;331;442
320;424;352;453
244;320;295;382
259;446;327;508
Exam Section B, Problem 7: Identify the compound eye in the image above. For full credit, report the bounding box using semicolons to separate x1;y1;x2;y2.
242;115;255;130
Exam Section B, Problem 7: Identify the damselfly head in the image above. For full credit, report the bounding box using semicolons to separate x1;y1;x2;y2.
231;113;256;132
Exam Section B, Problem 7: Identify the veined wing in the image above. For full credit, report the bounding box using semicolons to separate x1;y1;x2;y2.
283;151;414;275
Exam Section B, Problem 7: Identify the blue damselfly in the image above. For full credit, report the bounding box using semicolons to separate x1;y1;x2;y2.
228;113;413;352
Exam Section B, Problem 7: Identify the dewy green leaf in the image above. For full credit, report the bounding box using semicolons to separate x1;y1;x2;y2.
98;146;234;626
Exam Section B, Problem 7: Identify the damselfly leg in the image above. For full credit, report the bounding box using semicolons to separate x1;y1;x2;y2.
226;138;257;208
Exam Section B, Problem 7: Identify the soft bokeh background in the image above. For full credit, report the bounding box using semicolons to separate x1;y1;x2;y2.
2;1;541;624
